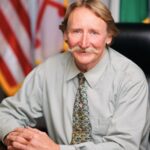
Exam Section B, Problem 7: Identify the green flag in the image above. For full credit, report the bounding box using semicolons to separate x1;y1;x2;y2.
120;0;148;22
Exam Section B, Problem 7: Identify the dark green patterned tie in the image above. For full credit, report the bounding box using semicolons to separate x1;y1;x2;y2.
71;73;92;144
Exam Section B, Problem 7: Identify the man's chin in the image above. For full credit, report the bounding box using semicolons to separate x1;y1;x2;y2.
75;58;93;66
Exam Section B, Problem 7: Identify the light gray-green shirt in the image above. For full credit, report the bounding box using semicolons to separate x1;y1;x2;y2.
0;48;149;150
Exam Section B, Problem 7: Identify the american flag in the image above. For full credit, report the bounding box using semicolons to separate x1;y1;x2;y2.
0;0;68;96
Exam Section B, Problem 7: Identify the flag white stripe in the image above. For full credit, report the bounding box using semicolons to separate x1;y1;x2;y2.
27;0;39;38
40;6;63;58
101;0;111;7
101;0;120;22
35;1;64;61
110;0;120;22
56;0;65;5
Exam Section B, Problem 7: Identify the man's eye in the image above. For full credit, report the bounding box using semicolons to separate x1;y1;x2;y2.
73;30;81;33
90;31;98;35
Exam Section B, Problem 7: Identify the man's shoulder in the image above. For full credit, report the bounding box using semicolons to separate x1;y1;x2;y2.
109;48;141;70
35;52;72;74
108;48;146;80
45;51;71;64
38;52;71;68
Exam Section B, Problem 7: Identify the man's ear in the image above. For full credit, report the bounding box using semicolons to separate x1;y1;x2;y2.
106;36;112;45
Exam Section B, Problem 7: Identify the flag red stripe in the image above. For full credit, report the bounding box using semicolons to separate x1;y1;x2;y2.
0;56;17;86
10;0;32;40
47;0;65;17
0;9;32;76
36;0;47;31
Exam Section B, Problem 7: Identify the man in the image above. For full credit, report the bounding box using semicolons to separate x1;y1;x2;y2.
0;0;149;150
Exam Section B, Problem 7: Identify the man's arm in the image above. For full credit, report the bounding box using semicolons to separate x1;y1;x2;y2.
0;67;44;142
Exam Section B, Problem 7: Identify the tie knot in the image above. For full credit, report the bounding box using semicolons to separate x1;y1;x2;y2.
78;73;85;85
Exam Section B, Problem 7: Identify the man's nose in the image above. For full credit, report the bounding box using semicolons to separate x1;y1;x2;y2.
79;33;90;49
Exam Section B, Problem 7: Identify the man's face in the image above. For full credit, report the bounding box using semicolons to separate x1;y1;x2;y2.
64;7;112;71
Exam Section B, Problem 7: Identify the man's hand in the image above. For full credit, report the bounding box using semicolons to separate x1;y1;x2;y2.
4;127;60;150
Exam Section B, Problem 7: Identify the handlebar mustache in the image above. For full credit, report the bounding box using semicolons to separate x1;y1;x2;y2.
68;46;99;54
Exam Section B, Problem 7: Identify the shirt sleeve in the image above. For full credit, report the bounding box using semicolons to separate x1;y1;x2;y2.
0;67;44;141
60;75;150;150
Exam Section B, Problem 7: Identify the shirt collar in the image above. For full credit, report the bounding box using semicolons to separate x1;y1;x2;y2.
66;49;109;87
66;53;80;81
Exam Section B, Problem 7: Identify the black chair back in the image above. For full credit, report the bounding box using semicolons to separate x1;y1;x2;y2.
111;23;150;76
